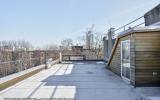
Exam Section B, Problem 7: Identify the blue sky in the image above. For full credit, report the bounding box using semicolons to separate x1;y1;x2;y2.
0;0;159;47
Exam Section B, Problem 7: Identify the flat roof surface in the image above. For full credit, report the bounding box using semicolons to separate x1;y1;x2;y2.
0;62;142;100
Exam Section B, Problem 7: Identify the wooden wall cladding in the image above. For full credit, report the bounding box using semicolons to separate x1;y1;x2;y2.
133;32;160;86
108;36;130;76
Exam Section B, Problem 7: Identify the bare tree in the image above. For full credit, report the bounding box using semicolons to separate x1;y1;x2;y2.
48;44;58;50
17;40;33;51
60;38;73;50
11;40;19;51
94;32;103;58
75;31;103;59
43;44;58;51
76;35;86;46
0;40;33;61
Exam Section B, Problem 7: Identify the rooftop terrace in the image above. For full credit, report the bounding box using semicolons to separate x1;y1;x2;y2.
0;61;144;100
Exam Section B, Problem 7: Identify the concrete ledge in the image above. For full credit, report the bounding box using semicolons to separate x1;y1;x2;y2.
61;59;104;62
0;65;45;91
51;59;59;66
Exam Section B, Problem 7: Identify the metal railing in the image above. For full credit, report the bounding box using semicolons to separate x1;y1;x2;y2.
0;58;45;78
113;16;145;37
0;50;60;78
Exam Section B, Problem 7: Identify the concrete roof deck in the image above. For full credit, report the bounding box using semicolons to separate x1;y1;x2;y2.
0;61;144;100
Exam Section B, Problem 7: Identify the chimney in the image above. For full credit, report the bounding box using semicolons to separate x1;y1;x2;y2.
108;28;115;58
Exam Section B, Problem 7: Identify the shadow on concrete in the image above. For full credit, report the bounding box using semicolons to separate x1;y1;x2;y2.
40;61;125;100
26;61;141;100
42;61;108;99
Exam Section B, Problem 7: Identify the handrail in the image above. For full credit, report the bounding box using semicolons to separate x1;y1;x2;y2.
132;22;145;28
0;60;21;64
114;16;144;33
107;16;145;66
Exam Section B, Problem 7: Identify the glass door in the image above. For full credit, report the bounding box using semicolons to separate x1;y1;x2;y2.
121;40;130;82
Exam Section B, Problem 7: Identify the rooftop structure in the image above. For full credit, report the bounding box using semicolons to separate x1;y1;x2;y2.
144;4;160;26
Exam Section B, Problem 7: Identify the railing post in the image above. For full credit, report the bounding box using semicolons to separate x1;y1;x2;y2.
20;60;23;71
45;50;48;69
59;52;62;63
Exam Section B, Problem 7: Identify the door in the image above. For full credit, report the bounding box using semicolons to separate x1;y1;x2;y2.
121;40;130;82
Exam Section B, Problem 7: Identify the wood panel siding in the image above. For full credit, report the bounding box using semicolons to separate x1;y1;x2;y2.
108;35;131;76
107;28;160;86
109;43;121;76
133;32;160;86
130;34;136;85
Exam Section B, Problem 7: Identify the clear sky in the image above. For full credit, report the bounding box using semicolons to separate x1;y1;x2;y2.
0;0;159;47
